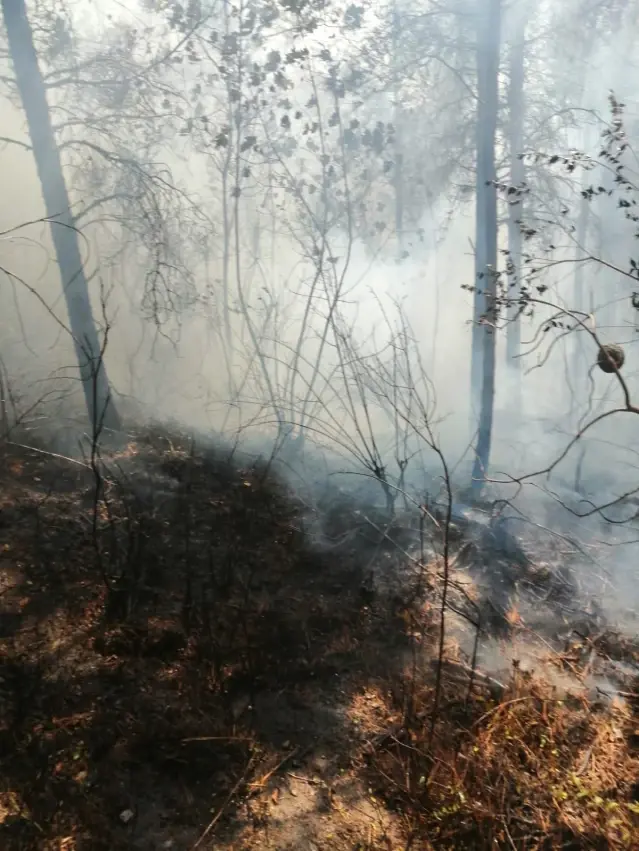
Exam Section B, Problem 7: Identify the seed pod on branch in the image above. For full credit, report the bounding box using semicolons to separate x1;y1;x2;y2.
597;343;625;374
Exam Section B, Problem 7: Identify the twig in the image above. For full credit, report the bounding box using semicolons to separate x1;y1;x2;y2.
248;747;299;790
182;735;254;743
286;772;324;786
190;755;256;850
432;659;505;695
576;742;595;776
5;440;92;470
503;821;518;850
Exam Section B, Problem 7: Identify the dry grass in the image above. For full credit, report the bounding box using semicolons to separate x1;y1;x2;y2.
366;661;639;849
0;424;638;850
0;425;412;850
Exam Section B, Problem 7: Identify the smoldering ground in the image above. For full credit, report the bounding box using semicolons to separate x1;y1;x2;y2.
2;1;639;846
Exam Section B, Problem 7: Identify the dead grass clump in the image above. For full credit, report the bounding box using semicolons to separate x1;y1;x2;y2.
369;671;639;848
0;428;414;850
3;424;639;849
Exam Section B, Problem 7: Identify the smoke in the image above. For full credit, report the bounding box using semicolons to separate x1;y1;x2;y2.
2;0;639;673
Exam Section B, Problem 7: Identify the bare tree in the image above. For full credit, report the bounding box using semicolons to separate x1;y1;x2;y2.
470;0;501;494
1;0;120;432
505;4;527;412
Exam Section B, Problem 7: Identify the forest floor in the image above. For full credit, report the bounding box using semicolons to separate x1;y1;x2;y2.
1;424;639;850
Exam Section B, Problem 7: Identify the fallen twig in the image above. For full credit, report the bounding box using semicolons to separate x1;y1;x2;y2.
286;772;324;786
248;747;300;790
190;755;257;850
430;659;505;695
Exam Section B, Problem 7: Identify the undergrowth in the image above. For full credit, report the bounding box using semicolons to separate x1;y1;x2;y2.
0;423;637;850
368;669;639;849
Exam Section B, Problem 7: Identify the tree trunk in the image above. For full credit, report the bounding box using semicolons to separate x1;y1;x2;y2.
2;0;120;434
391;2;404;255
570;191;590;409
471;0;501;494
506;10;526;416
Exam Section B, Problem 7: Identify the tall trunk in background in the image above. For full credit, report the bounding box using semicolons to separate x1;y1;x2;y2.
564;16;602;426
569;191;590;412
220;0;234;349
392;1;404;254
506;10;526;416
572;196;590;317
2;0;120;434
471;0;501;494
570;190;591;494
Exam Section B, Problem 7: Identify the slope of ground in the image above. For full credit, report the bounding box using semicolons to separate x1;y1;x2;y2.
0;425;638;850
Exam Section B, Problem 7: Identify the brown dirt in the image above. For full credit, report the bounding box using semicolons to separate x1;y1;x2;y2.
0;426;638;850
0;427;413;850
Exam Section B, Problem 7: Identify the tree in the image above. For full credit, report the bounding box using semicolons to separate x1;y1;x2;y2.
470;0;501;494
505;4;527;412
1;0;120;433
170;0;409;453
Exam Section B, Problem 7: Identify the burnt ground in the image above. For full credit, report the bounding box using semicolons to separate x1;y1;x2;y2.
0;425;639;850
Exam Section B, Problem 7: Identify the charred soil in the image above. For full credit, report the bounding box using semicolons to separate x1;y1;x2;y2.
0;426;638;850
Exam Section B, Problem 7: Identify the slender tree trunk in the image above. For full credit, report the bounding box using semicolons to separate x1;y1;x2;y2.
572;197;589;316
220;0;233;349
2;0;120;434
391;2;404;254
506;10;526;416
471;0;501;494
570;191;590;408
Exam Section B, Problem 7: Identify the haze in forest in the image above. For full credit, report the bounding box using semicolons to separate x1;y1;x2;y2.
1;0;639;576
